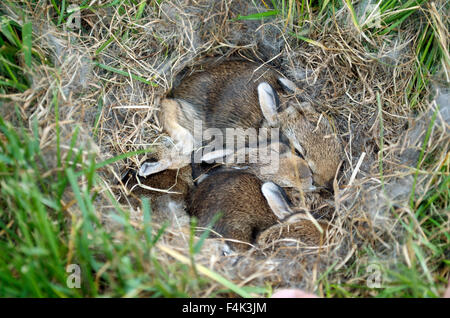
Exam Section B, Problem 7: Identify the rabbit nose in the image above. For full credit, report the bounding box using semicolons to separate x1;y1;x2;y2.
322;179;335;192
310;180;329;192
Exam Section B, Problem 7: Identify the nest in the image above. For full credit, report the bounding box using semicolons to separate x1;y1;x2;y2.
2;0;448;296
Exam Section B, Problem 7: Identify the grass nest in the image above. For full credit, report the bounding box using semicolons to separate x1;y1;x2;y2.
0;0;448;297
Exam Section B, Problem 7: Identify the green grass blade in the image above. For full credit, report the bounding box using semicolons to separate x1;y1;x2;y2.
94;148;154;170
135;1;147;21
95;62;157;86
234;10;279;21
22;22;32;68
344;0;361;32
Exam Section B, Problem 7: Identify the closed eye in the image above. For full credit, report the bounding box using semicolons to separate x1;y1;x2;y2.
294;148;303;158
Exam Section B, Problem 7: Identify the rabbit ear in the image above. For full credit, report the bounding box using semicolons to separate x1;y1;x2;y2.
261;182;293;220
138;160;171;177
258;82;279;126
278;77;298;94
201;148;234;163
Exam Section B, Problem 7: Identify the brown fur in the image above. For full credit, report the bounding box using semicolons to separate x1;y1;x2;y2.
199;141;314;189
120;167;192;204
278;103;342;188
160;59;343;188
187;170;279;251
119;162;193;225
257;216;329;248
187;169;329;252
169;60;282;131
123;158;327;251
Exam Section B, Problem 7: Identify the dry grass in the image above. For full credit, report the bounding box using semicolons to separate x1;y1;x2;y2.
1;0;448;297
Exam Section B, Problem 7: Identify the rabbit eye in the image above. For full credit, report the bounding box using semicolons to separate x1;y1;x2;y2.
294;148;303;158
293;144;306;157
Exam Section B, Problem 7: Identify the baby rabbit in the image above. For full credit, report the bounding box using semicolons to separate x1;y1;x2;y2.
196;141;315;189
157;59;343;189
140;137;315;190
187;170;327;251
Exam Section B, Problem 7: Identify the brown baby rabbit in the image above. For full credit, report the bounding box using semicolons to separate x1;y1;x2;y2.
187;170;326;251
197;141;315;190
156;59;343;189
139;138;315;191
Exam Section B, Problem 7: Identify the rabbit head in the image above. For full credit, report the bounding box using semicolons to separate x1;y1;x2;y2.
258;82;343;189
198;141;315;190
